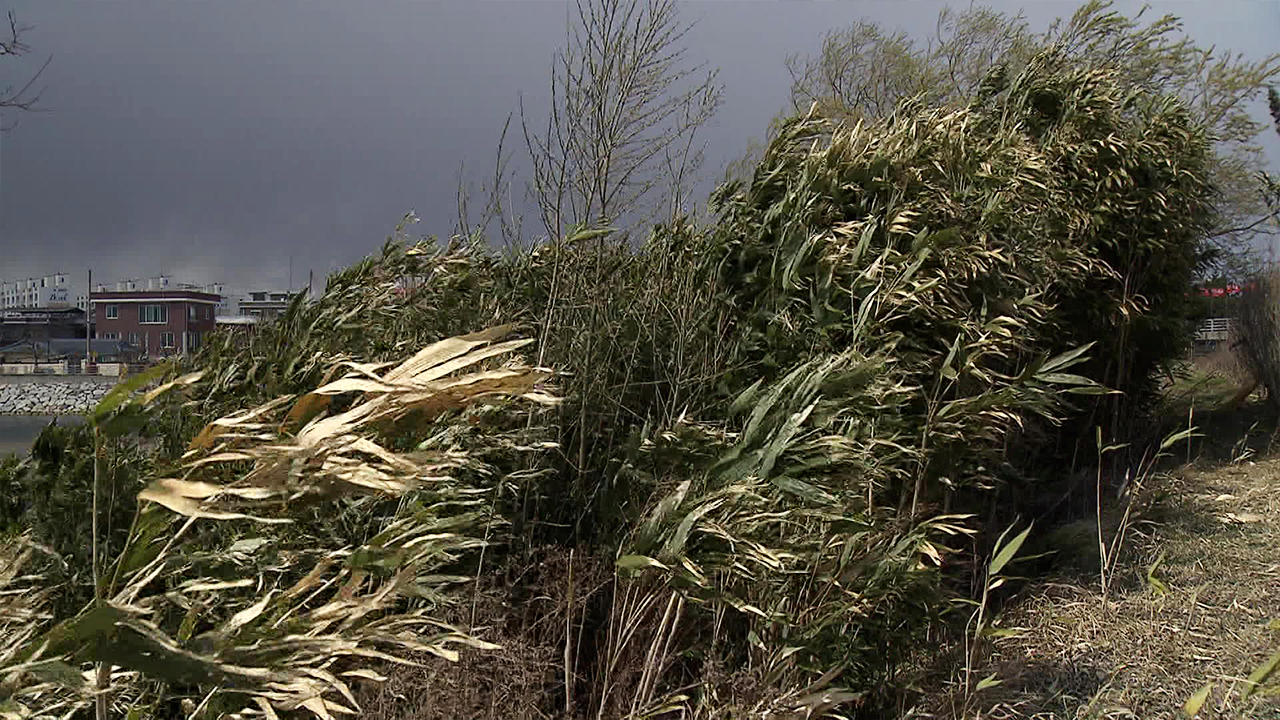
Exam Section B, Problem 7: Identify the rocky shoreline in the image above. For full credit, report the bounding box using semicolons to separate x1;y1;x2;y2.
0;381;116;415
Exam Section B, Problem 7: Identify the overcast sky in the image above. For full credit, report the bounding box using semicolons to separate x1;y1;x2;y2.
1;1;1277;292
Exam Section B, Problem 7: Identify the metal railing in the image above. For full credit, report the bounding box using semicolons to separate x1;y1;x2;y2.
1195;317;1234;341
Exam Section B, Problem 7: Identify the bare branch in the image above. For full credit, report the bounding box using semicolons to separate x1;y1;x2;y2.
454;159;470;239
1;10;51;130
455;113;524;250
523;0;723;238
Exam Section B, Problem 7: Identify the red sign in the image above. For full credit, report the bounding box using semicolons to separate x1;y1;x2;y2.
1197;283;1250;297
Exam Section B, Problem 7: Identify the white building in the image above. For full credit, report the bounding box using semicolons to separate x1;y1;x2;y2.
2;273;75;309
216;292;242;316
215;287;307;321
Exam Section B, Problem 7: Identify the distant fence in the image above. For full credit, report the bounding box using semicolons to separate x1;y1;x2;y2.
80;362;146;377
1195;317;1234;342
2;361;144;377
0;362;70;375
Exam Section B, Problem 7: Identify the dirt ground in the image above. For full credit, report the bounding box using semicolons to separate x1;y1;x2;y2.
910;430;1280;718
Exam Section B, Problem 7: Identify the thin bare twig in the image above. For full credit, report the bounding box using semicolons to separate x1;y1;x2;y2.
1;11;52;131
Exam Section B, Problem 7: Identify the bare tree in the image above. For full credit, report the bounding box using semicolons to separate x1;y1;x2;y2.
1;10;51;132
521;0;722;239
786;5;1035;124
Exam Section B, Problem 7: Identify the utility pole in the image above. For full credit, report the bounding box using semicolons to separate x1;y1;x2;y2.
1;114;5;285
85;267;92;374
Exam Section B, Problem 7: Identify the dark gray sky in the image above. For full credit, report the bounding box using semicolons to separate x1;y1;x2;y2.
1;1;1277;291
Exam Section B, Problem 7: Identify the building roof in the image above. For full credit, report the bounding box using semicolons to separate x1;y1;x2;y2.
0;338;139;359
90;289;221;303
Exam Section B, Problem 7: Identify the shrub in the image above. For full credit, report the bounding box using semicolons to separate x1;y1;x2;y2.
0;48;1223;720
707;51;1217;500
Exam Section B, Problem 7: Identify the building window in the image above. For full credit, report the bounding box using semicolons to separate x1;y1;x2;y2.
105;305;119;320
100;331;120;340
140;304;168;324
160;332;175;349
128;332;140;346
188;305;196;320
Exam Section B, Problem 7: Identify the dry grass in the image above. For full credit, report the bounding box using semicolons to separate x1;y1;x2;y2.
1156;344;1275;465
354;627;560;720
1161;345;1258;415
353;548;615;720
1196;344;1254;386
910;451;1280;719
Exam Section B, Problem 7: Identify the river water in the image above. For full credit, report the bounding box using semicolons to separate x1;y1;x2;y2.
0;415;84;457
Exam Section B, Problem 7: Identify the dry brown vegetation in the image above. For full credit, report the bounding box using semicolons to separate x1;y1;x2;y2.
1196;345;1253;386
909;453;1280;719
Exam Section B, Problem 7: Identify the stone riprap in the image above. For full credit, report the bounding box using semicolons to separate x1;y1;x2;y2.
0;381;116;415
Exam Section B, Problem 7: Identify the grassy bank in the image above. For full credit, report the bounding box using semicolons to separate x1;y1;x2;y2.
909;440;1280;718
0;34;1267;720
887;358;1280;717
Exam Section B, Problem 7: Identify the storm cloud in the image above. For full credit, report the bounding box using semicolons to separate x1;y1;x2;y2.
1;1;1276;292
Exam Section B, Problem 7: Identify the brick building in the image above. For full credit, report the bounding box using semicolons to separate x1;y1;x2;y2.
90;287;220;357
